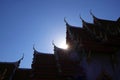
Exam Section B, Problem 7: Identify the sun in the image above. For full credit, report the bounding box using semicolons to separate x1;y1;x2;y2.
54;38;69;49
58;41;69;49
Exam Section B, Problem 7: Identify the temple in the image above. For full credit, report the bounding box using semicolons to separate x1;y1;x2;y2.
0;13;120;80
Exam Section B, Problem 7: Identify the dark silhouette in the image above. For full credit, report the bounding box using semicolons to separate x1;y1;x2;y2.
0;13;120;80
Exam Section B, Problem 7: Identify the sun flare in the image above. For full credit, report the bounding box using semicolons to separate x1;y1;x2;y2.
58;41;69;49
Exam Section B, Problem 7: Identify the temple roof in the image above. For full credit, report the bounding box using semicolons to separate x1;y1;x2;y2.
33;46;53;55
0;61;20;80
93;17;116;24
32;47;58;80
90;11;117;24
67;25;92;40
53;43;83;76
0;55;23;67
0;61;20;67
66;16;120;54
32;47;56;66
33;49;55;62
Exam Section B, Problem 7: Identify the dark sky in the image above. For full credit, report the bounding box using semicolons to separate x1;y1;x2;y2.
0;0;120;68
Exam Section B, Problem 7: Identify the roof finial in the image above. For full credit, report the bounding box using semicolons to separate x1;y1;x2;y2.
17;53;24;62
52;40;57;48
20;53;24;61
33;44;36;51
52;40;58;51
80;16;83;21
33;44;39;53
52;40;55;46
64;17;68;24
52;40;59;48
15;53;24;67
79;14;85;22
90;9;95;18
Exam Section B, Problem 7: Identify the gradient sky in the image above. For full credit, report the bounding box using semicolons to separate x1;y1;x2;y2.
0;0;120;68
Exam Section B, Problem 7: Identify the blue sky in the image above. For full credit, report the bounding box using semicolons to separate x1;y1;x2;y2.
0;0;120;68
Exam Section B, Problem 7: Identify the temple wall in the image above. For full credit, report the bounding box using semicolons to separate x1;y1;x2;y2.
80;52;120;80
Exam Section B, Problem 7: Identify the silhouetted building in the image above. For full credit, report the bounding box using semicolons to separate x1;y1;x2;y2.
0;61;19;80
0;13;120;80
63;13;120;80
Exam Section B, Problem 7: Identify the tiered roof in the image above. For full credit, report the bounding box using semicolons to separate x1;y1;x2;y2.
0;60;21;80
66;14;120;54
54;45;85;77
32;49;59;80
32;45;85;79
31;14;120;80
